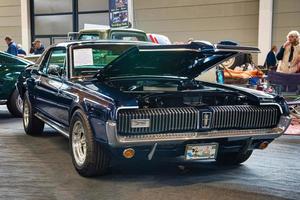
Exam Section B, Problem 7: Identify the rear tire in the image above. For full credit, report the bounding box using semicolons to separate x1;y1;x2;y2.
7;89;23;117
70;109;111;177
23;92;44;136
216;150;253;165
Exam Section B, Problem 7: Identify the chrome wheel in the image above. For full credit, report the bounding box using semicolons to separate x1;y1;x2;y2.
16;95;23;114
72;121;87;166
23;101;29;128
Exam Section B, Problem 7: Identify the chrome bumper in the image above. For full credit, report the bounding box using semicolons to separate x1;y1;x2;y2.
106;116;291;147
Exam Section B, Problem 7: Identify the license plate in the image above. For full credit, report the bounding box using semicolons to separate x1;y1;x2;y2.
185;143;218;160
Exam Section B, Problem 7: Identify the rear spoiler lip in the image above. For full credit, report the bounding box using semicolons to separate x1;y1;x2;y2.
214;44;261;53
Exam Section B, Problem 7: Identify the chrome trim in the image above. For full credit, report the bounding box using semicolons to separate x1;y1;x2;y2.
0;100;7;104
116;106;139;119
214;49;261;53
117;107;199;134
140;49;200;52
201;112;212;128
210;105;279;129
62;90;79;102
213;44;260;53
106;116;291;147
109;75;188;80
260;102;283;114
35;113;69;138
117;105;279;134
147;143;158;160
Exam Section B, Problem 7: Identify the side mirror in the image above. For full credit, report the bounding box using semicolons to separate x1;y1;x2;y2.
48;64;62;77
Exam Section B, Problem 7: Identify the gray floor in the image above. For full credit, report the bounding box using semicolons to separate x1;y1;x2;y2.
0;105;299;200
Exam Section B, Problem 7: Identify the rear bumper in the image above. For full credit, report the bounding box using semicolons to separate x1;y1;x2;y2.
105;115;291;148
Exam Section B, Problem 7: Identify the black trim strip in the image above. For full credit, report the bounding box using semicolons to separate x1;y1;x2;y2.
34;12;73;16
78;10;109;14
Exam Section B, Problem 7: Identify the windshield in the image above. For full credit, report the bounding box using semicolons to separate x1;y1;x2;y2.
110;31;147;41
72;44;134;78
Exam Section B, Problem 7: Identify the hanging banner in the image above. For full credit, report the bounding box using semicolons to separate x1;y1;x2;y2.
109;0;129;28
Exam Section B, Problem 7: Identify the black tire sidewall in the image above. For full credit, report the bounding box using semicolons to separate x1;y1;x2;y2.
7;89;22;117
23;93;32;133
22;91;44;135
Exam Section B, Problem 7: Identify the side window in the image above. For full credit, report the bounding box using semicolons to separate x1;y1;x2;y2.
40;48;66;77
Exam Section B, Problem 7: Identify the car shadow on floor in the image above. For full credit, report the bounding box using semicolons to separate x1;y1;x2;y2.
1;104;254;188
108;159;249;183
19;128;251;185
0;107;13;119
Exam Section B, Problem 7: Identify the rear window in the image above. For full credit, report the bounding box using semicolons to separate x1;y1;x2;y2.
110;31;147;41
78;34;100;40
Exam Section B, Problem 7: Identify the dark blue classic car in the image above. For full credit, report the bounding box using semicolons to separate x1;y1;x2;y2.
17;40;291;177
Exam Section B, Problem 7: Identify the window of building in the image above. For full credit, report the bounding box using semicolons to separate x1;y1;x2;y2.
30;0;109;48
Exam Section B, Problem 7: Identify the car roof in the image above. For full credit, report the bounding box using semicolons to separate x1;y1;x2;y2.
79;28;146;33
54;40;155;48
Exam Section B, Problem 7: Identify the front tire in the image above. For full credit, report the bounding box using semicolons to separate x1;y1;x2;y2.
70;110;111;177
23;92;44;136
7;89;23;117
216;150;253;165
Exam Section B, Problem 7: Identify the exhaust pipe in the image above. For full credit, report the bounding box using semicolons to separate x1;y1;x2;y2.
259;141;269;150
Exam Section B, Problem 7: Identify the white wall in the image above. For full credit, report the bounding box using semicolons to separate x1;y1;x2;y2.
134;0;259;46
257;0;273;66
0;0;22;51
272;0;300;48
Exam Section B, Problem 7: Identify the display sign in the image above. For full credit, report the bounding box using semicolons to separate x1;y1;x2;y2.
109;0;129;28
73;48;93;67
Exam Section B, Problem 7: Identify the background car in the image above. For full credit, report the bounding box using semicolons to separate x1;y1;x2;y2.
147;33;172;44
0;51;32;117
68;26;148;42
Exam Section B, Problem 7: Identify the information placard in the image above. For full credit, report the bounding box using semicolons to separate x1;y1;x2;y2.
109;0;129;28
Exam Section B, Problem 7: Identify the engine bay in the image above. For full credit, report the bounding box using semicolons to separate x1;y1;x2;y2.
107;78;251;108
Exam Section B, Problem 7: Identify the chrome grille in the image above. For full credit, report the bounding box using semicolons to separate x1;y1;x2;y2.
117;107;199;134
210;105;279;129
117;105;280;135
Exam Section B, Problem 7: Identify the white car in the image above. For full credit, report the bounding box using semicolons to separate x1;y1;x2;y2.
147;33;172;44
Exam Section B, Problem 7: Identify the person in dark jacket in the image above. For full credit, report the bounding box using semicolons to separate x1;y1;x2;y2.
4;36;18;56
17;44;26;56
32;39;45;55
264;45;277;70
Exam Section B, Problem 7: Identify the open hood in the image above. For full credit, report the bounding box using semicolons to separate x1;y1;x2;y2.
97;41;260;80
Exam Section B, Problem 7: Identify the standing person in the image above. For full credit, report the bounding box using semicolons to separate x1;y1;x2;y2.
264;45;277;71
4;36;18;56
276;30;300;73
32;39;45;55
